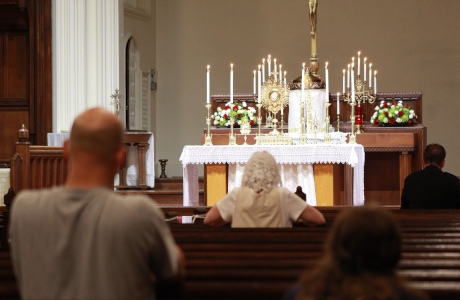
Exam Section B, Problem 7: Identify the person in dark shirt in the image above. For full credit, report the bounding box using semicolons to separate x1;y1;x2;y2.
401;144;460;209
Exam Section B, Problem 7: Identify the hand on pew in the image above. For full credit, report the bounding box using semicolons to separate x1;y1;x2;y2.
296;205;326;227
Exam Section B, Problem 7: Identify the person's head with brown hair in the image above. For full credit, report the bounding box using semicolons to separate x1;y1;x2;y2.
423;144;446;169
295;206;415;300
64;108;126;189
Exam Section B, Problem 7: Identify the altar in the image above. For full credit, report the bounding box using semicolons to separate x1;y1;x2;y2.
180;144;365;207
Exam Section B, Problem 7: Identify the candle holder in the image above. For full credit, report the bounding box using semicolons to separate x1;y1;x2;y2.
313;112;319;144
348;102;357;144
324;103;331;144
228;103;237;145
240;119;251;145
204;104;213;146
337;114;341;132
256;103;262;144
280;110;285;135
299;101;307;145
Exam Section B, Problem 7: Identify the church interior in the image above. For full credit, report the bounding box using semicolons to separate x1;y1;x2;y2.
1;0;460;299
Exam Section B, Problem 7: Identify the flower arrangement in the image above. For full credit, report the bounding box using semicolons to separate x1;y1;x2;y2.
370;100;418;127
212;101;258;127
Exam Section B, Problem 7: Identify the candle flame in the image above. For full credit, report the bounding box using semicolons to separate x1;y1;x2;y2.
279;64;282;68
364;57;367;62
369;63;372;68
262;59;265;63
348;64;350;69
325;62;328;68
258;65;261;70
374;71;377;76
343;69;345;74
253;70;256;75
230;64;233;70
358;51;361;56
284;71;287;75
352;57;355;62
207;65;210;70
303;63;306;68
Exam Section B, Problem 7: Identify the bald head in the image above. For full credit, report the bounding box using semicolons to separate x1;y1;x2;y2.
69;108;124;164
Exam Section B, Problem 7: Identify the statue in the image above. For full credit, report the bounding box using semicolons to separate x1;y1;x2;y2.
309;0;318;36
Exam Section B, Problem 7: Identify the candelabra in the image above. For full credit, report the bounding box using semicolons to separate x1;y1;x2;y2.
348;101;357;144
228;103;237;145
204;104;213;146
299;102;307;145
280;111;285;135
353;74;376;133
313;112;319;144
324;103;332;144
240;119;251;145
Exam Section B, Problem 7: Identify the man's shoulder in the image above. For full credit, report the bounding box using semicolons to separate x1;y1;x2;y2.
443;171;460;185
108;192;163;221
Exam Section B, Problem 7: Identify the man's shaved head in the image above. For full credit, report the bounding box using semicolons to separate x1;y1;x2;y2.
69;108;124;164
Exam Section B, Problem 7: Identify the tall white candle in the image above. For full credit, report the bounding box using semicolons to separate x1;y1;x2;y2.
253;70;256;94
301;63;305;103
274;59;277;72
279;65;282;82
325;62;329;102
364;57;367;82
351;63;355;102
374;71;377;94
230;64;233;103
357;52;361;76
206;65;210;104
369;63;372;88
268;55;271;77
347;64;350;88
337;93;340;114
262;59;265;82
284;71;287;85
258;65;261;103
342;69;346;94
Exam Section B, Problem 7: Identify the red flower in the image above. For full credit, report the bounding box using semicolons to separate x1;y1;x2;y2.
250;120;255;125
237;114;242;118
383;104;388;108
389;118;396;124
398;111;404;117
403;105;408;109
223;114;228;118
374;120;379;125
391;102;396;106
224;106;228;109
244;107;248;110
408;120;413;126
234;105;238;110
384;112;388;117
233;122;237;126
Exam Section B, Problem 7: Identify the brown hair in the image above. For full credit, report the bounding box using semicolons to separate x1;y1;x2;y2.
423;144;446;166
295;206;407;300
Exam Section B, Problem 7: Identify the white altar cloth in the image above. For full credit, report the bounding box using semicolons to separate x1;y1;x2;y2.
47;133;155;187
180;144;365;207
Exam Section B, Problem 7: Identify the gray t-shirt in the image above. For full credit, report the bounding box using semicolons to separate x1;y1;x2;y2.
9;187;179;299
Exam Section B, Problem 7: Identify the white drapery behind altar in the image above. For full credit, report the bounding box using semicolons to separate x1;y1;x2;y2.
288;89;327;133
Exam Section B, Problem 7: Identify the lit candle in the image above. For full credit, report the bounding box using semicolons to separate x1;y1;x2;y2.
342;69;345;94
262;59;265;82
268;55;271;77
374;71;377;94
337;93;340;114
274;59;277;72
325;62;329;102
279;65;282;82
253;70;256;94
284;71;287;85
206;65;210;104
351;63;355;102
301;63;305;103
369;63;372;88
258;65;262;103
230;64;233;103
347;64;350;88
364;57;367;82
357;52;361;76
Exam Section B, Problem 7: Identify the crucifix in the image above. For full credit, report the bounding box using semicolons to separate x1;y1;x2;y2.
110;89;124;116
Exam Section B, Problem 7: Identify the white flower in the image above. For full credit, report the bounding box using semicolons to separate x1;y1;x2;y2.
215;116;220;121
213;120;219;125
379;109;384;114
409;115;413;119
237;120;242;125
375;106;379;111
373;112;378;117
242;102;247;107
391;105;395;109
384;108;388;112
250;116;254;120
383;117;389;123
371;118;374;122
409;110;415;114
380;100;385;104
396;118;402;123
388;113;393;118
217;107;222;112
380;104;384;108
227;109;232;114
395;110;399;115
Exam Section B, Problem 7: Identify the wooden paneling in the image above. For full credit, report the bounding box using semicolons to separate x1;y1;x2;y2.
6;32;29;98
204;163;227;206
0;110;28;165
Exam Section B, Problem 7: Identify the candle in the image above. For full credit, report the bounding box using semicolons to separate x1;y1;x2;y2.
268;55;271;77
337;93;340;114
274;59;277;72
347;64;350;88
230;64;233;103
274;61;277;82
351;63;355;102
369;63;372;88
258;65;262;103
279;65;282;82
284;71;287;85
301;63;305;103
342;69;345;94
356;116;362;125
374;71;377;94
357;52;361;76
206;65;210;104
325;62;329;102
364;57;367;82
253;70;256;94
262;59;265;82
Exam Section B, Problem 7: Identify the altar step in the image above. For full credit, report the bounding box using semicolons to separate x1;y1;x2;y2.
115;177;205;206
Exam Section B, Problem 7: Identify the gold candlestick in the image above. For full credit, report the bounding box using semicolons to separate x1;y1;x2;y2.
256;103;262;144
337;114;341;132
240;119;251;145
204;104;213;146
349;102;357;144
228;103;237;145
280;110;284;135
299;101;307;145
324;102;331;144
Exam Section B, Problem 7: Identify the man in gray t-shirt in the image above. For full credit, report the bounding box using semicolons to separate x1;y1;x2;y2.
9;108;184;299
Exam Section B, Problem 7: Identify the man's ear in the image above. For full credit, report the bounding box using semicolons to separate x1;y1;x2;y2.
63;140;70;161
441;160;446;170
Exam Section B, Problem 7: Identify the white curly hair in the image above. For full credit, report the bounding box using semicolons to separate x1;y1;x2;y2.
241;151;281;193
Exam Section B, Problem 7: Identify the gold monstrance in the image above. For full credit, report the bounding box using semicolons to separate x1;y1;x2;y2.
260;73;290;137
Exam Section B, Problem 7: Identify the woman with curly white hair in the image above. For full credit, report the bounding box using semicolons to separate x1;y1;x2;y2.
204;151;325;227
